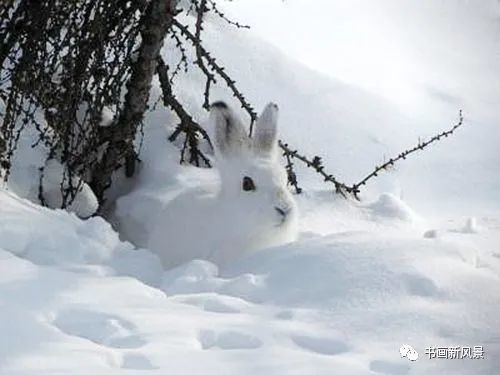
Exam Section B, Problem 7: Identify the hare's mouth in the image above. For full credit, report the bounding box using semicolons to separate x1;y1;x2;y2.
275;206;291;225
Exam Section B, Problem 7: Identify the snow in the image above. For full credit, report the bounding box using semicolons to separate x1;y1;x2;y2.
40;158;99;219
366;193;419;223
100;106;115;128
5;126;99;219
1;4;500;375
462;217;480;235
1;187;500;374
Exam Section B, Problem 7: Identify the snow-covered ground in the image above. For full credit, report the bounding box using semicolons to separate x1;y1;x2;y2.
2;2;500;374
2;185;500;374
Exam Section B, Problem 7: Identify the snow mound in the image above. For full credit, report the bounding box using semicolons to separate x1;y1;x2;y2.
6;126;98;219
423;229;440;239
41;159;99;219
162;230;499;309
0;189;162;285
1;188;500;373
367;193;418;222
462;217;480;234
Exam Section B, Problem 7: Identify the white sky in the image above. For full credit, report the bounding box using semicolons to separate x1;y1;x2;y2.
221;0;500;120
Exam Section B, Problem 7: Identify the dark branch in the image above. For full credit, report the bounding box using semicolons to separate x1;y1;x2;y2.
172;18;258;133
207;0;250;29
157;55;212;167
350;110;464;198
278;140;353;197
91;0;178;202
194;0;216;110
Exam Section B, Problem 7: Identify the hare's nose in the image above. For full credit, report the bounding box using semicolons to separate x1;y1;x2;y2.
275;206;286;216
275;206;291;222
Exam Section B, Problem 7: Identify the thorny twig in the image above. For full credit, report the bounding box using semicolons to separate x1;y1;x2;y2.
172;18;258;132
157;55;212;167
194;0;216;111
279;140;353;198
0;0;466;211
279;111;464;200
282;145;302;194
206;0;250;29
349;110;464;199
167;27;189;84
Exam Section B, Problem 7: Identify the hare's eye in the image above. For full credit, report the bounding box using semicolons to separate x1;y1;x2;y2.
242;176;256;192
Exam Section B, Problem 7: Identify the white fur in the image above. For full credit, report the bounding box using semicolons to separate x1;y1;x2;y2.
149;102;298;269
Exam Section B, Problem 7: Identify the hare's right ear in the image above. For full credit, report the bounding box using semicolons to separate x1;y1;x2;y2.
210;101;250;158
253;102;279;159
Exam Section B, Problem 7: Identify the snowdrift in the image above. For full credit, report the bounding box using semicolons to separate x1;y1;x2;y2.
2;187;500;374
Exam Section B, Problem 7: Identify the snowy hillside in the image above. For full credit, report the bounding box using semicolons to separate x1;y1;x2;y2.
154;15;500;217
1;3;500;375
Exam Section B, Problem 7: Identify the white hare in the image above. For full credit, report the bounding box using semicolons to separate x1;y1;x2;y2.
148;101;298;269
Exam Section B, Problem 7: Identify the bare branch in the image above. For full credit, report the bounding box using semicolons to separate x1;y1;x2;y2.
91;0;179;202
278;140;353;197
194;0;216;110
156;55;212;167
172;18;258;132
350;110;464;198
207;0;250;29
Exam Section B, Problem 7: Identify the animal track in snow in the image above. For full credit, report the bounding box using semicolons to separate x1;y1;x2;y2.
369;360;410;374
275;310;295;320
291;335;349;356
120;352;158;370
401;272;440;298
198;329;262;350
53;309;146;349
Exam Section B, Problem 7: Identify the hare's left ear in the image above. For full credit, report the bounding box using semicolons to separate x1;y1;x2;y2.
210;101;250;159
253;102;279;158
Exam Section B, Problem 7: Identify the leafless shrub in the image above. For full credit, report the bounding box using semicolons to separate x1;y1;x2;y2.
0;0;464;213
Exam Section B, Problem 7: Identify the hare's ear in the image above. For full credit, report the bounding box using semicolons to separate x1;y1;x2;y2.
210;101;250;158
253;102;279;158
